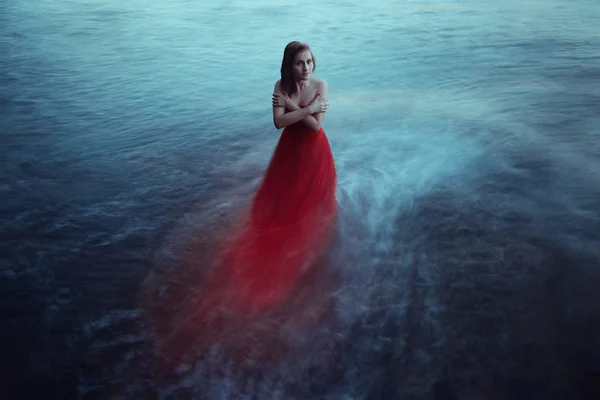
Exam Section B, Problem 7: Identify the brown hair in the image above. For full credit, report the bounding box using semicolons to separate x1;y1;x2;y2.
280;41;316;97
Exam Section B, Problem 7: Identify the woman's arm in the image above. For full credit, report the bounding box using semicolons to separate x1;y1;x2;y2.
312;80;328;130
273;104;317;130
284;99;321;131
272;80;327;132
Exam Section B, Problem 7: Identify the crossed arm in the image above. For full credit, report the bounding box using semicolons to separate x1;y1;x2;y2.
272;80;328;132
282;99;321;131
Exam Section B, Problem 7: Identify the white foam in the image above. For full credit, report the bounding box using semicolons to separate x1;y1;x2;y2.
333;116;487;232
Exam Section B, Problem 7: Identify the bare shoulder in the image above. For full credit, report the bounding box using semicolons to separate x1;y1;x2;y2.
274;79;282;91
313;77;328;88
314;78;328;99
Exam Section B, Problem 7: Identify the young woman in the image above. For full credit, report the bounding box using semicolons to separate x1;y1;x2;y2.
160;42;338;363
206;41;337;313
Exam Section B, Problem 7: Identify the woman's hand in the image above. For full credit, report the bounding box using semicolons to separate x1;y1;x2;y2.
308;92;328;114
272;93;291;108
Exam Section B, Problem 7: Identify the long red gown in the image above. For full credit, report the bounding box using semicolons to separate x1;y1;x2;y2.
159;107;338;363
206;106;338;312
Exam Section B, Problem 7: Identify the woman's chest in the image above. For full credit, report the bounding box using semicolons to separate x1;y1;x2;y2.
290;89;318;108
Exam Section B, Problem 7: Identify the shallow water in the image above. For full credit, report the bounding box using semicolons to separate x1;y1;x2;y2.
2;0;600;398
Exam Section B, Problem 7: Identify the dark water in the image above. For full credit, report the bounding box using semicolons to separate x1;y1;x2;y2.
2;0;600;398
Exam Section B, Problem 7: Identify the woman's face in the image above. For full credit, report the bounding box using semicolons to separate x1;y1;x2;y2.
292;49;314;81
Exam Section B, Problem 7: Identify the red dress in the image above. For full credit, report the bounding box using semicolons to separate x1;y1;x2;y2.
158;107;338;363
206;106;338;312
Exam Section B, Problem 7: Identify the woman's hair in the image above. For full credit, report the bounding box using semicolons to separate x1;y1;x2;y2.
280;41;316;96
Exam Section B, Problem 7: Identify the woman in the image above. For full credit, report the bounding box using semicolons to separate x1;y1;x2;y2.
209;41;337;311
160;41;337;363
203;42;337;315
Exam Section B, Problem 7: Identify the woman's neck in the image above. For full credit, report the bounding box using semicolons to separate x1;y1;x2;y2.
295;78;312;91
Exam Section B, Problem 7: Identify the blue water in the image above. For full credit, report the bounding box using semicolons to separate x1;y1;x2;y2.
2;0;600;398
